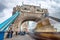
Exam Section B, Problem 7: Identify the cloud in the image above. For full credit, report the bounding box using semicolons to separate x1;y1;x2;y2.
0;3;6;12
0;8;12;24
0;0;60;23
0;0;60;31
28;21;37;29
0;13;4;17
54;0;60;3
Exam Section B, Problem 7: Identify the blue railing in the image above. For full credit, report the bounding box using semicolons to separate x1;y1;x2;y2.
0;11;20;31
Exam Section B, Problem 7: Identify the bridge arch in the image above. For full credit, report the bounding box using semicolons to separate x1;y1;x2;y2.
21;17;41;24
17;13;44;31
12;5;49;32
18;17;41;32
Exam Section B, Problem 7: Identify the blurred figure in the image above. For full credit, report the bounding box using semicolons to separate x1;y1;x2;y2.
6;27;13;38
15;27;18;36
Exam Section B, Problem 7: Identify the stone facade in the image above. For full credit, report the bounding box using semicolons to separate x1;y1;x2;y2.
10;4;56;32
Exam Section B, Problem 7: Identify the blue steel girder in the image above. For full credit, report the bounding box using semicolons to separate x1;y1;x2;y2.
0;11;20;31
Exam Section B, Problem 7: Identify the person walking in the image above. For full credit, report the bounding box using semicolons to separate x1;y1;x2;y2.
6;28;13;38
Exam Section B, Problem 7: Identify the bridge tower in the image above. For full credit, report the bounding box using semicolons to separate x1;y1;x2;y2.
10;4;57;33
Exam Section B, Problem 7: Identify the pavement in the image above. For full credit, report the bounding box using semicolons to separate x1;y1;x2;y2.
4;34;35;40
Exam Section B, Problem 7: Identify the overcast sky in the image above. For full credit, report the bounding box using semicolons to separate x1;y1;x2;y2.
0;0;60;23
0;0;60;31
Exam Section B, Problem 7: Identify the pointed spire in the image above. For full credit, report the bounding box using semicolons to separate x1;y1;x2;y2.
39;4;41;8
22;1;24;5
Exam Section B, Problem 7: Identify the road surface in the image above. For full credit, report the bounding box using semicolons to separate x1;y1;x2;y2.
5;34;35;40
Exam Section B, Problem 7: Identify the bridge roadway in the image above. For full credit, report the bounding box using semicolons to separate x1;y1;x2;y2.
4;34;35;40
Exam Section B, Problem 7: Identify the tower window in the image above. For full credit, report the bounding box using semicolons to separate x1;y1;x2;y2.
37;9;40;11
24;8;27;10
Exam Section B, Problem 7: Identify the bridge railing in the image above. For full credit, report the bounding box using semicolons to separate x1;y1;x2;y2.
0;11;20;31
0;11;20;40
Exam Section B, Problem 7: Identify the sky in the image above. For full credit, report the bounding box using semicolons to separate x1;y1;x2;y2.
0;0;60;31
0;0;60;23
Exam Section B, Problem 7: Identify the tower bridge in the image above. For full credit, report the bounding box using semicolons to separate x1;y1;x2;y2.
10;5;48;32
0;4;60;40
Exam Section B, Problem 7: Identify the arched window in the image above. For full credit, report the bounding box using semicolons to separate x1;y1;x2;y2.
37;9;40;11
23;8;29;10
24;8;27;10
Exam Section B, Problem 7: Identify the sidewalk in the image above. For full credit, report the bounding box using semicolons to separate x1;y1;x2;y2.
4;34;35;40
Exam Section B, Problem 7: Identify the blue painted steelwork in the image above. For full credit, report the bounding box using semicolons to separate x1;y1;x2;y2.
0;11;20;40
0;32;5;40
0;11;20;31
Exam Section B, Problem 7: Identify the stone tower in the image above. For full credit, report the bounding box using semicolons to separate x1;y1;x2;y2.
10;4;57;33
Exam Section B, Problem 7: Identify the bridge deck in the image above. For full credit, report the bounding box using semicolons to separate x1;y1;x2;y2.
5;34;35;40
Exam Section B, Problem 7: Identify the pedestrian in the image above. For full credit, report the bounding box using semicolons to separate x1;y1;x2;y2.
6;28;13;38
15;27;18;35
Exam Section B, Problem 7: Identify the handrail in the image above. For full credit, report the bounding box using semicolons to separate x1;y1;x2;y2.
49;16;60;22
